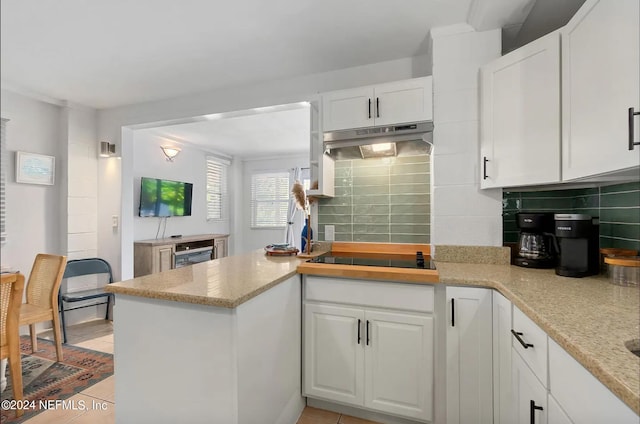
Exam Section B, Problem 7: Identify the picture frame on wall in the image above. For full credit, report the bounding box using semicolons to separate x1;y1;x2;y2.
16;151;55;185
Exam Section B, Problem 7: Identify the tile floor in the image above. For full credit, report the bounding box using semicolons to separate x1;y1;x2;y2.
28;321;381;424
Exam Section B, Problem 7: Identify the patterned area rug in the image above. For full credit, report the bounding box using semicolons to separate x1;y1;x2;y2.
0;336;113;423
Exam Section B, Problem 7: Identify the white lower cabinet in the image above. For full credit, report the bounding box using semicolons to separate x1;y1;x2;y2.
304;303;364;405
493;291;513;424
547;394;573;424
303;277;434;422
548;338;638;423
365;310;433;421
512;351;548;424
446;287;493;424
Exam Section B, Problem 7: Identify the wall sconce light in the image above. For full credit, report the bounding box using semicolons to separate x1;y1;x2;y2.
99;141;116;158
161;146;181;162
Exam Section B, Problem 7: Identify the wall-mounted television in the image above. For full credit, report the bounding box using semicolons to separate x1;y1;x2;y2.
138;177;193;217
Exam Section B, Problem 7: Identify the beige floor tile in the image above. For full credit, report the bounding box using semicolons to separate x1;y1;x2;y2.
81;375;115;403
22;393;95;424
338;414;382;424
66;400;114;424
74;339;114;354
297;406;341;424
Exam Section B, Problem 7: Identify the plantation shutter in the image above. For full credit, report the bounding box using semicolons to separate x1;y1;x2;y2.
250;172;290;228
0;118;7;244
206;156;229;221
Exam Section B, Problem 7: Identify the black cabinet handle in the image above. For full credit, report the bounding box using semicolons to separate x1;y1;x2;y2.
483;156;489;180
511;329;534;349
368;99;372;119
357;319;361;345
366;320;370;345
629;107;640;150
376;97;380;118
530;400;543;424
451;298;455;327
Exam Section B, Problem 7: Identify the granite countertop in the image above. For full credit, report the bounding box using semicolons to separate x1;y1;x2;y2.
105;249;304;308
106;242;639;414
436;262;640;415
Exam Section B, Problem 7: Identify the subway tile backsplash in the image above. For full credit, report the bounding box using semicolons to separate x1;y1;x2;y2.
504;181;640;251
317;155;430;243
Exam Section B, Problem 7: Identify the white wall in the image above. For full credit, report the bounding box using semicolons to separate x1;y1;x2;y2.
240;155;309;253
100;56;428;279
131;131;232;241
430;26;503;246
0;89;63;276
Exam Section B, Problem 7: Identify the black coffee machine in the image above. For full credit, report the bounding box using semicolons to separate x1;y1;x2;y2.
554;214;599;277
514;212;557;268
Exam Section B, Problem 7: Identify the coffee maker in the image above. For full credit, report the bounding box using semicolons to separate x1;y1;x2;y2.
514;212;557;268
555;214;599;277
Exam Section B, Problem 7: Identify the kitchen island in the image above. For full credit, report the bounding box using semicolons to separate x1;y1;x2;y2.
105;250;312;424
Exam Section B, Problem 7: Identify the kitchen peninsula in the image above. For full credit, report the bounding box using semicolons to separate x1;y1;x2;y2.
106;243;639;423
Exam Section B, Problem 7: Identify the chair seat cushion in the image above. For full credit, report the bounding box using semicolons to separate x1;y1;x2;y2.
61;289;112;302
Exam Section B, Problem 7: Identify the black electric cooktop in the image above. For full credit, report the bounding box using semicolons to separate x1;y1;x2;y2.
309;252;435;270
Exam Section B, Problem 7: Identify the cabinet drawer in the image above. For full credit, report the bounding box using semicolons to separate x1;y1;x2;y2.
304;276;434;313
549;338;638;423
512;306;548;388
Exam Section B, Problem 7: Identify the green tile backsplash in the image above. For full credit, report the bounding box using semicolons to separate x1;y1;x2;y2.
503;181;640;251
318;155;430;244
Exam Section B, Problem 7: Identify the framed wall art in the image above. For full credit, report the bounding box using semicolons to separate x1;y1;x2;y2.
16;151;55;185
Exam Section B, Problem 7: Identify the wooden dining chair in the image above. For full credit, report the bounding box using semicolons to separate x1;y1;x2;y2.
1;272;26;417
19;254;67;361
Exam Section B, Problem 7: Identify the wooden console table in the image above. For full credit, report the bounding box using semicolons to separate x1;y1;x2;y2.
134;234;229;277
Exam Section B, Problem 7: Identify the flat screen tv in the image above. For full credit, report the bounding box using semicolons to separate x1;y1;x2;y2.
138;177;193;217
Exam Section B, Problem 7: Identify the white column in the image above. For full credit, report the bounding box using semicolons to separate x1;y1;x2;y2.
430;25;503;246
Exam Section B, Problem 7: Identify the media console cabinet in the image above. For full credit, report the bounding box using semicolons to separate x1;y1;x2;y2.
134;234;229;277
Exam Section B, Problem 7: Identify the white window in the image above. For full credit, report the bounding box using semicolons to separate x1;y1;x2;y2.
251;171;290;228
206;156;229;221
0;118;7;244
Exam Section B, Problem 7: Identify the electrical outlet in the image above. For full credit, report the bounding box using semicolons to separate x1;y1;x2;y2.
325;225;335;241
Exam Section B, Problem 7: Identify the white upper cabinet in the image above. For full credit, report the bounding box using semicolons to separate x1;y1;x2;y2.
322;77;433;131
480;31;561;188
307;98;334;197
561;0;640;180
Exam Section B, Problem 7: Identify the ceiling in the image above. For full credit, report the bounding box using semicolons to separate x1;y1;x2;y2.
2;0;581;158
139;104;311;159
1;0;476;109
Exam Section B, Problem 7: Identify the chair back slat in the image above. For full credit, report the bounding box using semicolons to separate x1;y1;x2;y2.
1;273;25;349
63;258;113;282
26;254;67;309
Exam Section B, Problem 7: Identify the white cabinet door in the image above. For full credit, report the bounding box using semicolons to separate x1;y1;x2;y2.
512;351;547;424
561;0;640;180
446;287;493;424
304;303;365;405
374;77;433;126
364;310;433;422
480;31;561;188
547;394;573;424
322;86;374;131
493;291;513;424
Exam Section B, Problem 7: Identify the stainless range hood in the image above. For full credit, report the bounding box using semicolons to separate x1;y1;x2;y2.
323;121;434;160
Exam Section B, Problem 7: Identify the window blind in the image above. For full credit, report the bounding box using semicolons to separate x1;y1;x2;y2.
251;171;290;228
0;118;7;244
206;156;229;221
